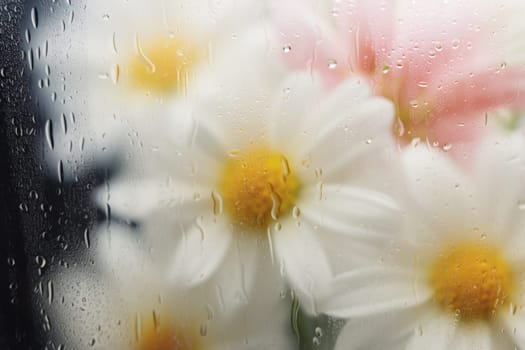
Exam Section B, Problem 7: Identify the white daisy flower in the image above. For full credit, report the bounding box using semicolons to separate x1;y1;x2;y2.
97;40;401;314
321;133;525;349
31;0;266;178
48;226;294;349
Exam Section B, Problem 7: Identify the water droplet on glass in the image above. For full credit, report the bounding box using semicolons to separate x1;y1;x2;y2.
280;290;287;299
57;235;68;250
312;337;321;346
409;99;419;109
57;160;63;184
35;255;46;268
60;113;67;134
211;190;223;215
30;7;38;29
110;64;120;84
27;48;34;71
84;228;90;248
200;323;208;336
317;181;324;200
292;206;301;219
281;156;291;180
47;280;54;304
315;327;323;337
112;32;118;54
327;58;338;69
134;34;156;74
28;190;38;200
270;191;282;220
394;118;405;137
195;216;205;240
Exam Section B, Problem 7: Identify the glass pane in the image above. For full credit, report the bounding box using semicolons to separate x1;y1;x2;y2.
2;0;525;349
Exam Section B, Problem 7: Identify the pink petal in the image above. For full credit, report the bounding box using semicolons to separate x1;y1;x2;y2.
380;1;497;106
333;0;395;75
270;1;348;88
432;68;525;118
416;67;525;158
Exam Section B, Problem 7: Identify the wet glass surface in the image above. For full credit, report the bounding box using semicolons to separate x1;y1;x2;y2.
2;1;525;349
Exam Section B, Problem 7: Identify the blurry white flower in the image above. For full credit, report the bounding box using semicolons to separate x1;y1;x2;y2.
98;42;400;313
321;133;525;349
49;226;294;349
31;0;266;177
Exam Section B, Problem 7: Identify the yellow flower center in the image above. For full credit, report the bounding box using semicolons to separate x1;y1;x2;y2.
219;148;301;230
134;311;202;350
127;36;200;94
429;241;515;321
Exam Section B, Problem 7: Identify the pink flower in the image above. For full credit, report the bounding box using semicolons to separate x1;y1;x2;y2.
272;0;525;149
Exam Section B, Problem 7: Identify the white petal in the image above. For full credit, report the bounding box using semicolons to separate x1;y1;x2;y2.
94;179;166;220
300;93;394;183
272;223;333;313
316;77;373;122
401;145;476;243
207;235;261;313
297;185;402;274
164;101;226;159
320;266;431;318
489;323;518;349
405;312;457;350
473;134;525;243
268;72;325;155
210;267;295;350
300;184;401;241
448;325;493;350
501;309;525;348
188;27;286;150
95;176;210;223
407;312;495;350
189;112;230;163
170;217;232;287
334;306;423;350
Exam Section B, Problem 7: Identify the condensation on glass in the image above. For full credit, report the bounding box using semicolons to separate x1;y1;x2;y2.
2;0;525;349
